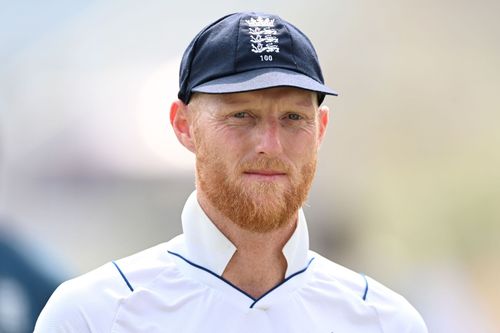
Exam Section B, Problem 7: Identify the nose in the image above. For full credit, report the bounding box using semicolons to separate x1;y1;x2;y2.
254;119;283;156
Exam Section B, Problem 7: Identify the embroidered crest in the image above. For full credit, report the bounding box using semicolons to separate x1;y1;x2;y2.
245;16;279;60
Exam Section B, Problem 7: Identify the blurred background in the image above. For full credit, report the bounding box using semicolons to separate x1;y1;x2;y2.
1;0;499;332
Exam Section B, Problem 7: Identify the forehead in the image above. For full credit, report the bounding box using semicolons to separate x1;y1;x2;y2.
190;87;317;109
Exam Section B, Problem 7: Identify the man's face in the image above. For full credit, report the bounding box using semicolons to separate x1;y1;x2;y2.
187;87;328;233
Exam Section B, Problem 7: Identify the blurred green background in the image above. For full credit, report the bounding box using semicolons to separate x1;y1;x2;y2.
1;1;499;332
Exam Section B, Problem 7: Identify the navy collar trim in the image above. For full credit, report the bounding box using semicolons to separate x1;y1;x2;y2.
167;250;315;308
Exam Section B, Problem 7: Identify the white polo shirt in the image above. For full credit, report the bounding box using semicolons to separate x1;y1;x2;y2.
35;191;428;333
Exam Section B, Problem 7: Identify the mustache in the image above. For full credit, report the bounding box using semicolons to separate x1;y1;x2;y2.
238;157;292;173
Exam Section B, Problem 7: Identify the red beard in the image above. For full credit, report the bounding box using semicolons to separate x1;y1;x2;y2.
196;147;316;233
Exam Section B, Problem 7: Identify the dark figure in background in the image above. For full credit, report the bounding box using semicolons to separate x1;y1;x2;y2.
0;222;67;333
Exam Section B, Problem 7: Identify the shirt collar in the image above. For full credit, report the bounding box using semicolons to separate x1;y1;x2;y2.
181;191;310;278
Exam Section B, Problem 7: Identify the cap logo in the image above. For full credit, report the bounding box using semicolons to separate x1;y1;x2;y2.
245;16;279;61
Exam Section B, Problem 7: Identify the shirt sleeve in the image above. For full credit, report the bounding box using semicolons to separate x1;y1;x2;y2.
34;281;93;333
34;262;130;333
364;275;428;333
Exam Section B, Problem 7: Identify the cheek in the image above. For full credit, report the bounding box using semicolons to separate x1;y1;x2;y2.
196;134;242;170
282;132;318;160
214;128;252;158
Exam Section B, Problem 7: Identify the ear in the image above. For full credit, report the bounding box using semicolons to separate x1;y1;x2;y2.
170;99;196;153
317;105;330;146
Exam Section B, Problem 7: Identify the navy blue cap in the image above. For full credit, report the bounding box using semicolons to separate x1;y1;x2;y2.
178;12;337;104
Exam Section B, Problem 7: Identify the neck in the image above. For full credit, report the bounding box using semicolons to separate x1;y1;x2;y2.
197;190;298;298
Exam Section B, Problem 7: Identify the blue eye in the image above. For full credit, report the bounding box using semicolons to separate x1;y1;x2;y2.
233;112;248;118
287;113;302;120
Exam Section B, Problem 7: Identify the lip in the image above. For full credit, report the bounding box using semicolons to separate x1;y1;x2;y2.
243;170;287;181
244;169;287;175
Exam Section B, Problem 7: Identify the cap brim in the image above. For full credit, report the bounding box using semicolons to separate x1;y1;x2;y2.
191;67;338;96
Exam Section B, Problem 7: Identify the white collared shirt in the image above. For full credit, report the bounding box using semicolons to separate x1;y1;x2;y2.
35;191;427;333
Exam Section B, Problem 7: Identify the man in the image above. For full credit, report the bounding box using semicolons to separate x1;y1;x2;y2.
35;12;428;332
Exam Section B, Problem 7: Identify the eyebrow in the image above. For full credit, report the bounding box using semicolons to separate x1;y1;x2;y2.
218;95;251;105
219;95;314;107
295;97;314;107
